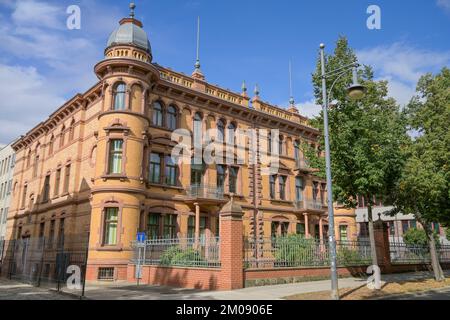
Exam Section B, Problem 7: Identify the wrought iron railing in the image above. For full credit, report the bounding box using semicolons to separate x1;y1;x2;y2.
389;242;450;264
243;236;372;269
131;237;221;268
186;184;225;200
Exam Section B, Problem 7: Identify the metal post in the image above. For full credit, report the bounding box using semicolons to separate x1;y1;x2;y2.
81;232;90;299
320;43;339;300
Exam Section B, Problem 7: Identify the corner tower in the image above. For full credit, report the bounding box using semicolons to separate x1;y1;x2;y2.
87;3;159;280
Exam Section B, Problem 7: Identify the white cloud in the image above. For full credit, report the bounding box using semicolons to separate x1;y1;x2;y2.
297;99;321;119
0;0;122;144
0;63;65;144
357;43;450;106
437;0;450;12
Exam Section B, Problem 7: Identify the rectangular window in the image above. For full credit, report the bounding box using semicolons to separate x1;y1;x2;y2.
313;182;319;201
165;156;177;186
58;218;65;248
339;225;348;241
108;140;123;174
216;165;226;192
63;165;71;194
433;222;440;233
21;185;28;208
98;267;115;281
163;215;177;239
48;220;55;248
187;216;195;239
410;220;417;229
7;180;12;195
104;208;119;245
3;208;8;223
33;155;39;178
358;195;365;208
270;175;276;200
228;167;238;194
54;169;61;196
295;177;304;201
199;217;208;239
147;213;160;239
281;222;289;236
296;223;305;236
279;176;286;200
320;183;326;204
43;175;50;202
402;221;409;234
149;153;161;184
388;222;395;236
271;222;280;238
38;222;45;248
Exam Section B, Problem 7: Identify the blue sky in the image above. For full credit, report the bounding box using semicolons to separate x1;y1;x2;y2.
0;0;449;145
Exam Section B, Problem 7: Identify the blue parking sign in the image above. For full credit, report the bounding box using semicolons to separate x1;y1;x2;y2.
137;232;146;243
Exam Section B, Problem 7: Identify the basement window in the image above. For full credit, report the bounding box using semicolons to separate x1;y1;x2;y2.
98;267;115;281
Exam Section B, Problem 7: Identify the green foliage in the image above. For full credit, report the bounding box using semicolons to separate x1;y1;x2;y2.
403;228;440;247
307;36;409;209
273;235;321;266
446;228;450;241
391;68;450;227
159;246;204;267
336;247;371;266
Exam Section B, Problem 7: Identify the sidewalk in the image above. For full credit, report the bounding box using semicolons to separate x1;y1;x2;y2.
81;271;450;300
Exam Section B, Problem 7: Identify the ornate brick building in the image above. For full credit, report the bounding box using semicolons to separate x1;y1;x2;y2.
5;4;356;281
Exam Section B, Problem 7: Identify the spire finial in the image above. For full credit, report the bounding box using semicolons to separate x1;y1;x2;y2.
195;16;201;71
289;60;295;106
254;84;260;96
129;2;136;18
242;81;247;93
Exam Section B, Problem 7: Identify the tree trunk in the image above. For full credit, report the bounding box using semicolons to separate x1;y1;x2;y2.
424;224;445;281
367;203;378;267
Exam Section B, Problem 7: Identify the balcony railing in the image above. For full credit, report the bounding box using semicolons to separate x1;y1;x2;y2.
295;158;311;170
186;184;225;200
294;199;326;210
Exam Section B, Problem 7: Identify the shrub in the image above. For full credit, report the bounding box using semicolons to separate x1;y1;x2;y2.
336;247;370;266
273;235;322;266
403;228;440;247
159;246;204;267
446;228;450;241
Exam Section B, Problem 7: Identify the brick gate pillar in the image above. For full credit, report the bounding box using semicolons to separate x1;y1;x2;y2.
219;196;244;290
374;220;392;272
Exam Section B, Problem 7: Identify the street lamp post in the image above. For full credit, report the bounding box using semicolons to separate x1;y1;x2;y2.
319;43;366;300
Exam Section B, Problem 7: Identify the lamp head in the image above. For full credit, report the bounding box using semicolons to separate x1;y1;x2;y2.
347;66;366;100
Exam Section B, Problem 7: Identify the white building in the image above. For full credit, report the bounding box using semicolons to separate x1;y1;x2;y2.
356;196;448;244
0;142;16;257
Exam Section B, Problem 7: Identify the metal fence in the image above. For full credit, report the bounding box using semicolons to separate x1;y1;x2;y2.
390;242;450;265
0;234;90;297
244;236;372;269
131;237;221;268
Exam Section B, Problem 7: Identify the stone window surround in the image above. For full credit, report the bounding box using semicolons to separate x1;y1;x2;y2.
96;197;124;251
101;119;130;180
109;79;148;114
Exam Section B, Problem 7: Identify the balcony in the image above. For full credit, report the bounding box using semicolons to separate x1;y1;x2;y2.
186;184;225;201
294;199;326;211
295;158;312;172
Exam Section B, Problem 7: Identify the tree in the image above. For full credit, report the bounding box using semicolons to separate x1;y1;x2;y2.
403;228;440;247
388;68;450;281
307;37;409;267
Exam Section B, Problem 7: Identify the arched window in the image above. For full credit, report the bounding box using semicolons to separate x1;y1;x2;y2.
69;119;75;141
60;126;66;148
279;135;284;155
294;140;300;162
153;101;163;127
48;135;54;156
268;131;272;154
113;83;126;110
193;112;203;146
227;122;236;146
166;105;177;130
217;119;225;142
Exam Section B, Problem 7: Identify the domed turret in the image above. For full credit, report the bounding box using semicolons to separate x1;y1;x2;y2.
104;3;152;63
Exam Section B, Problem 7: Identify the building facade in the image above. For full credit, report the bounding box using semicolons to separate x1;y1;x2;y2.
5;6;357;281
0;142;16;257
356;196;448;244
